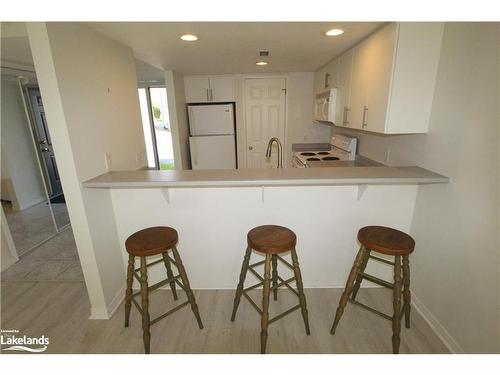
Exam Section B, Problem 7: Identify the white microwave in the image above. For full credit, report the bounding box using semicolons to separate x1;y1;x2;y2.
314;88;337;124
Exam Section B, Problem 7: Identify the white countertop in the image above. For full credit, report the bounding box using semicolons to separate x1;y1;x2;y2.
82;166;449;189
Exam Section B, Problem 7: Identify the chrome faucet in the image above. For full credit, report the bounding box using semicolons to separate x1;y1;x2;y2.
265;137;283;168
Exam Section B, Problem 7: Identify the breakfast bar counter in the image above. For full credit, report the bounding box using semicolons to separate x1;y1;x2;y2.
80;165;448;309
82;166;448;189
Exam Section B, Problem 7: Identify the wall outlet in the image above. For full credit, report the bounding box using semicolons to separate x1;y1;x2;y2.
104;152;112;170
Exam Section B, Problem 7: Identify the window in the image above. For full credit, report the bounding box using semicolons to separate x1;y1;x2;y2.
138;87;175;170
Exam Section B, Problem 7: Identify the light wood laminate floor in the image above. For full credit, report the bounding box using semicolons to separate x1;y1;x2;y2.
0;282;448;354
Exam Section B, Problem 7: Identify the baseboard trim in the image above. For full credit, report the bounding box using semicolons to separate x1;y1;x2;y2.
107;285;126;318
0;256;19;272
89;307;110;320
89;285;126;320
411;293;465;354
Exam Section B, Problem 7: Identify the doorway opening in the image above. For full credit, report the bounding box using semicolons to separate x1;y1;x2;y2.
138;86;175;170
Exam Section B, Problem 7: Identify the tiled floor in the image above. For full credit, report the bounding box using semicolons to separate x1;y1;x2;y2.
1;226;84;282
2;200;70;255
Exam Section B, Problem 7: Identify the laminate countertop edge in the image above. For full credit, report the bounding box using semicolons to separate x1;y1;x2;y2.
82;166;449;189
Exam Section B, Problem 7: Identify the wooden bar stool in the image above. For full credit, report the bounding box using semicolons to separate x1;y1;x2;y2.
230;225;311;354
124;226;203;354
330;226;415;354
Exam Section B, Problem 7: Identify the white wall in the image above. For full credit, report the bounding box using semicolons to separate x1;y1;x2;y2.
409;23;499;353
325;23;500;353
0;76;46;210
27;22;147;318
110;185;417;289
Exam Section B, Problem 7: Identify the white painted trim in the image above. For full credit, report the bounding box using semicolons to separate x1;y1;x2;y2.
107;284;126;318
89;285;126;319
1;256;19;272
411;293;465;353
18;196;47;211
89;307;111;320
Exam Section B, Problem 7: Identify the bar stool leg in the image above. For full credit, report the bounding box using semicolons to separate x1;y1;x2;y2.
272;255;278;301
261;254;272;354
291;248;310;335
171;246;204;329
350;249;371;302
330;245;367;335
162;252;178;301
392;255;403;354
124;255;135;327
231;246;252;321
402;255;411;329
139;256;151;354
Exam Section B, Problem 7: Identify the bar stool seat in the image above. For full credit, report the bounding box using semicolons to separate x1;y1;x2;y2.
125;226;178;256
247;225;297;254
231;225;310;354
358;226;415;256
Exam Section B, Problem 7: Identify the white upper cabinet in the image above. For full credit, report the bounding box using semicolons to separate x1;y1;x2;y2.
336;48;354;127
184;76;210;103
209;76;235;102
184;75;235;103
314;22;444;134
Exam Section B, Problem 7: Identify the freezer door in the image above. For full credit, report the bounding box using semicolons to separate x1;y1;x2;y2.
188;104;234;136
189;135;236;170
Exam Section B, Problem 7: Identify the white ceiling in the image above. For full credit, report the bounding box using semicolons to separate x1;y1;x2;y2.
1;22;384;79
86;22;384;75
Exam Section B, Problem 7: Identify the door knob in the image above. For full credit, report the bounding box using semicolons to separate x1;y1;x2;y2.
41;148;49;152
248;146;253;150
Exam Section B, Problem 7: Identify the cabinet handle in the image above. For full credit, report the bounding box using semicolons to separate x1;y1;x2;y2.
210;88;213;101
206;88;210;102
343;106;350;126
248;146;253;150
362;106;368;128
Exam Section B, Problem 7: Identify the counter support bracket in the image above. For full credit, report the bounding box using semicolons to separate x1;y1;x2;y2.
161;188;171;204
357;185;367;201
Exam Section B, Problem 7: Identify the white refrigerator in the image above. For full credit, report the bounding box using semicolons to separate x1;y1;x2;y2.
188;104;237;169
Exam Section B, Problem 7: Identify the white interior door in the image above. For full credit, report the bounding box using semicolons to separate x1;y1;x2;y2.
244;78;286;168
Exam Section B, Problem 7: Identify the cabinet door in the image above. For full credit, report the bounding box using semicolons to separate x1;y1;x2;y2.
209;76;235;102
349;42;369;130
336;49;354;127
184;76;210;103
363;23;397;133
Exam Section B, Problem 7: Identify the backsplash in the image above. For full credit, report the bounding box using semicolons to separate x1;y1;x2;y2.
333;128;426;166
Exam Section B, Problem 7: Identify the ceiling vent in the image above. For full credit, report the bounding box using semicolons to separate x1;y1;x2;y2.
259;50;269;57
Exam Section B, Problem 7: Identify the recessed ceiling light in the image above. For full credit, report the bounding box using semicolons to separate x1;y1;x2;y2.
180;34;199;41
256;61;268;66
325;29;344;37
